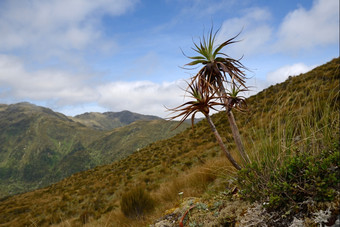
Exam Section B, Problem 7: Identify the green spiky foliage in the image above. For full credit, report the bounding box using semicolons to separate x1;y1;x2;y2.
225;83;248;112
186;29;247;89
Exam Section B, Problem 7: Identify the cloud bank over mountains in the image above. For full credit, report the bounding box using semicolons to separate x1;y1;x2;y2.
0;54;184;117
0;0;338;117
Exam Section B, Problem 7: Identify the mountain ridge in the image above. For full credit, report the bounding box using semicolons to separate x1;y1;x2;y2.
71;110;161;131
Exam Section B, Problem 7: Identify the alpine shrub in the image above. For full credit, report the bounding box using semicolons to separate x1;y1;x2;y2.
237;149;339;211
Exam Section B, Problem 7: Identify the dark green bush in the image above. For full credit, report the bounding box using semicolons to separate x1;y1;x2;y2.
120;186;155;218
237;149;339;211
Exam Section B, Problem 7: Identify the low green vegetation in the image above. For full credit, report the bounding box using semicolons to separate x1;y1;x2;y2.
239;148;339;208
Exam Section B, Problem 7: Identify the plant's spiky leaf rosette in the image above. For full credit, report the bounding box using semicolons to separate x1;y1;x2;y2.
185;28;248;90
225;83;249;112
167;81;223;128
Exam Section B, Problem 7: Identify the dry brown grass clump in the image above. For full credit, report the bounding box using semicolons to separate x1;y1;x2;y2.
120;185;155;219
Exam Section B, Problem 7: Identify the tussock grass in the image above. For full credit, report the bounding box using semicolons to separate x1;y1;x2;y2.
245;82;339;171
120;185;155;218
156;158;231;203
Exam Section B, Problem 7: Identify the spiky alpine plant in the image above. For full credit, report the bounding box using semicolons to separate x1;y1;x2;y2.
167;80;242;170
185;28;250;164
225;83;248;113
185;28;247;90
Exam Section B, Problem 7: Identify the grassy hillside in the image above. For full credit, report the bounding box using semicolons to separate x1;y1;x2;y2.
88;119;190;162
0;104;188;198
0;102;100;197
71;110;160;131
0;58;338;226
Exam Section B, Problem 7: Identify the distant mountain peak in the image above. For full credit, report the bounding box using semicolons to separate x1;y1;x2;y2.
0;102;72;123
73;110;160;131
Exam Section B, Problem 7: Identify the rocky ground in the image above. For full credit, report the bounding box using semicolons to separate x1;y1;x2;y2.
151;190;340;227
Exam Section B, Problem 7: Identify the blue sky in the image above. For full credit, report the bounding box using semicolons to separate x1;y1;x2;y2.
0;0;338;118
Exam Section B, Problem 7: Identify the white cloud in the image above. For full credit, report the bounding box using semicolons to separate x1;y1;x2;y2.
0;0;137;54
97;80;186;117
0;54;98;105
0;54;187;118
266;63;315;84
276;0;339;51
216;0;339;56
216;8;273;57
